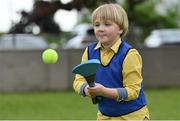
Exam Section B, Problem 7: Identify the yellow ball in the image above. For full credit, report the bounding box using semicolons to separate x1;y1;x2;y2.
42;49;58;64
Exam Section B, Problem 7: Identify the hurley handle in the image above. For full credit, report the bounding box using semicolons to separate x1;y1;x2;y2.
86;75;102;104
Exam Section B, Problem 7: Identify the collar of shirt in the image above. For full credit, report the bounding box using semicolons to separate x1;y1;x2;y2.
94;38;122;54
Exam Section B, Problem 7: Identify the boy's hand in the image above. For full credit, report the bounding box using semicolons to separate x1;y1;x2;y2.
85;83;119;100
87;83;106;97
84;85;91;97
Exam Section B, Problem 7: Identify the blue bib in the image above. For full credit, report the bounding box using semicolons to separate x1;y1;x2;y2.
87;40;147;116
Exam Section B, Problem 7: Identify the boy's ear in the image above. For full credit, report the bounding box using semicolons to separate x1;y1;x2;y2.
119;30;123;34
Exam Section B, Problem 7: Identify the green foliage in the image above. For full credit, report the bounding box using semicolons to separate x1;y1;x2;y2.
78;9;92;24
132;0;180;42
160;2;180;28
76;0;180;44
134;1;159;27
0;32;5;37
40;33;61;47
132;1;160;41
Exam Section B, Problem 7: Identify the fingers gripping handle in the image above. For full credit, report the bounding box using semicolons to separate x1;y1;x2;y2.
86;75;101;104
88;82;95;87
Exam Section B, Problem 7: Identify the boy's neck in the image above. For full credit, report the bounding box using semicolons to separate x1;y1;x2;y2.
101;37;120;49
102;43;112;49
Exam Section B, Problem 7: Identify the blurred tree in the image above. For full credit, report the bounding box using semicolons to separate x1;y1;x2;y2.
9;1;60;34
9;0;115;34
8;0;180;46
128;0;180;45
77;0;180;46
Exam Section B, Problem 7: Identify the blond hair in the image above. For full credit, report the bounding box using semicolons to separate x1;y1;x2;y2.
92;3;128;37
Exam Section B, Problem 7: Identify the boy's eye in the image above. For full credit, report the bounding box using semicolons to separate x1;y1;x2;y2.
94;24;100;27
105;23;111;26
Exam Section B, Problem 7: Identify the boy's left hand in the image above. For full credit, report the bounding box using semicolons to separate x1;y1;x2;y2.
87;83;106;97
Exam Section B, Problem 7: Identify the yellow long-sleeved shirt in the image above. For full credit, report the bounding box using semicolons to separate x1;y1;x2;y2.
73;38;149;120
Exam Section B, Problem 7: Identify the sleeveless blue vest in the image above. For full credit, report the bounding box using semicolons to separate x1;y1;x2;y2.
87;40;147;116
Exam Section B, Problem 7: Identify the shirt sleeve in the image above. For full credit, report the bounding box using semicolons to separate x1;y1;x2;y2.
122;49;143;101
73;48;88;95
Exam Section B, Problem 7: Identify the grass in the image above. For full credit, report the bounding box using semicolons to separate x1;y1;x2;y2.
146;88;180;119
0;88;180;120
0;91;97;120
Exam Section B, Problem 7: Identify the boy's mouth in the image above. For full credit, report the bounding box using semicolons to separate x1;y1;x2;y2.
98;34;106;37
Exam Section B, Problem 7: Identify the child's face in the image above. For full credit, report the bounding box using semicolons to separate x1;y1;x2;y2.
93;19;122;48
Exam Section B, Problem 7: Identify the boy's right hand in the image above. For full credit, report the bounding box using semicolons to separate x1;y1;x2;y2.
84;85;103;103
85;83;105;97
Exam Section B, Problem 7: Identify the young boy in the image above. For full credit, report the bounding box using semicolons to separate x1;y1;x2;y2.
73;3;149;120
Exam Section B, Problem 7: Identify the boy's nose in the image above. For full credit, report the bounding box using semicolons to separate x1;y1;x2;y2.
98;25;105;31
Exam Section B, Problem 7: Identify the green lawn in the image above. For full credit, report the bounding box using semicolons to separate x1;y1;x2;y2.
0;88;180;120
146;88;180;119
